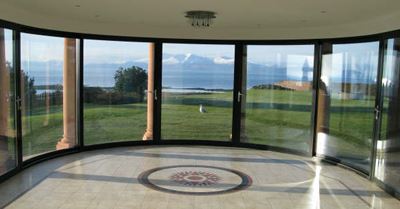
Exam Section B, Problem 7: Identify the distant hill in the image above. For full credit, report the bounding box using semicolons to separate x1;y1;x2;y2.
21;54;313;88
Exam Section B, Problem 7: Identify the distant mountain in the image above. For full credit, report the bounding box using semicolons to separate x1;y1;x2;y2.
85;61;148;72
161;53;281;74
213;56;234;64
159;54;299;89
21;54;315;88
21;54;276;74
163;53;230;65
21;60;63;73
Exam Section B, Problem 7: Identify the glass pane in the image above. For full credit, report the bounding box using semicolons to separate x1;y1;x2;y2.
21;34;78;159
0;28;17;175
375;38;400;193
316;42;379;172
242;45;314;152
84;40;150;144
161;44;234;140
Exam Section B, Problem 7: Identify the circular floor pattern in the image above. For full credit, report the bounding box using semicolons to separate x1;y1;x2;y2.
138;165;252;195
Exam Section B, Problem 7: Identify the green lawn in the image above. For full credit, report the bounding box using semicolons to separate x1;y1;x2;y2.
22;105;64;157
20;89;375;166
83;103;147;145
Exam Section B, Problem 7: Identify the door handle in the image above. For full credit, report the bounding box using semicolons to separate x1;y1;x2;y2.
16;97;22;110
237;91;244;102
154;89;158;101
375;107;380;120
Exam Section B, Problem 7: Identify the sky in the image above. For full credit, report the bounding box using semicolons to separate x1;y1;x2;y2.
3;31;385;87
16;33;315;65
6;32;380;70
4;29;13;64
163;43;234;58
84;39;149;64
247;45;314;66
21;33;64;62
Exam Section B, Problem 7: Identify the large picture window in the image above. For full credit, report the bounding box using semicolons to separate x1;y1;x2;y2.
241;45;314;152
83;40;150;144
375;38;400;194
161;44;235;140
21;33;78;159
316;42;379;172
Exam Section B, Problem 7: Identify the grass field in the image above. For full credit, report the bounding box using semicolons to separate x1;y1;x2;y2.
20;89;375;168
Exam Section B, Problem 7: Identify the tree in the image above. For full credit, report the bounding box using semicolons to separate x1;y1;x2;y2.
7;62;36;104
6;62;35;96
114;66;147;102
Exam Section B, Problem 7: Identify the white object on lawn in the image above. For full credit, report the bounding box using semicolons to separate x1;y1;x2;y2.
199;104;207;113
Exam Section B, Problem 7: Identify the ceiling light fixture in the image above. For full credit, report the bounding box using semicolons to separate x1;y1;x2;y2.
185;11;216;27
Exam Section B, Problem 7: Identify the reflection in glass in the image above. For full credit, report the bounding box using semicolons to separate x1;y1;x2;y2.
161;44;234;140
241;45;314;152
83;40;149;144
375;38;400;194
21;34;78;159
316;42;379;172
0;28;16;174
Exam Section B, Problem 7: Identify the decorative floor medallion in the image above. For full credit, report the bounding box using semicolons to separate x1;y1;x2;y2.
138;165;252;195
170;170;221;186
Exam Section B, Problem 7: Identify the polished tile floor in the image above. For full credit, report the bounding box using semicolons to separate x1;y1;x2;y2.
0;146;399;209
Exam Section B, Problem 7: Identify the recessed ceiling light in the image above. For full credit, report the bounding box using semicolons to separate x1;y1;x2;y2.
74;5;81;8
95;14;100;18
320;10;327;14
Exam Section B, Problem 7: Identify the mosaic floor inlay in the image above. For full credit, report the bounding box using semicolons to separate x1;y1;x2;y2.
138;165;252;195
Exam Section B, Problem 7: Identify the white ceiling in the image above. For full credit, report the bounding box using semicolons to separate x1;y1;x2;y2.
0;0;400;40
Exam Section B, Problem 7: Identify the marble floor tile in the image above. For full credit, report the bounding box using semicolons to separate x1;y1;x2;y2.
0;146;399;209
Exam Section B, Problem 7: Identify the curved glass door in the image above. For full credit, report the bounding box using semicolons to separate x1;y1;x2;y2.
83;40;150;144
375;38;400;193
21;34;79;159
161;43;234;141
316;42;379;173
0;28;17;174
240;45;315;153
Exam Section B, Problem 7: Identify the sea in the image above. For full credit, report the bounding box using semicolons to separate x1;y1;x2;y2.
21;60;376;93
21;62;307;92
